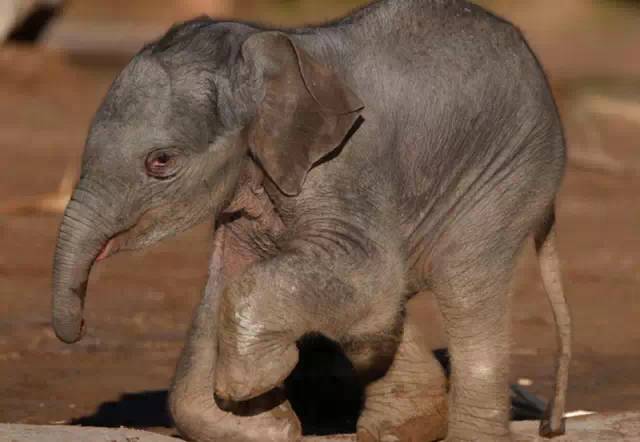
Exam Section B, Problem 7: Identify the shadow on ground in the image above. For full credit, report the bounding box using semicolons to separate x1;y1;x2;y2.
69;339;543;436
71;390;172;429
70;336;366;435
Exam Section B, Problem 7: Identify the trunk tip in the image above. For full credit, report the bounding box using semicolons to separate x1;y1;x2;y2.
53;318;86;344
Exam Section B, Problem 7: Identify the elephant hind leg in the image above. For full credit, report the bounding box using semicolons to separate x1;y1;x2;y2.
535;207;571;438
355;310;448;442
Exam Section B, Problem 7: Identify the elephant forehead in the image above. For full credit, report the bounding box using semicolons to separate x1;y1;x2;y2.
84;123;174;160
95;55;173;123
83;55;214;168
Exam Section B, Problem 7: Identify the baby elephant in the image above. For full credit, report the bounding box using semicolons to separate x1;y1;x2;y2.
51;0;571;441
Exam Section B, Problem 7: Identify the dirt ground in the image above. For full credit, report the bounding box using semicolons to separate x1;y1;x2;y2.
1;4;639;439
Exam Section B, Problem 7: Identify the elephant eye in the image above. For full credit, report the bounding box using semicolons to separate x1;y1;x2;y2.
145;149;179;179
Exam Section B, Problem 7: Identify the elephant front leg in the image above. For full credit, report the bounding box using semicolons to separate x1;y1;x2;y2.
169;227;302;442
353;309;448;442
214;246;407;405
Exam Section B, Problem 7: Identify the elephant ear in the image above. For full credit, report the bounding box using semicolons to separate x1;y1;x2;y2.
243;32;364;196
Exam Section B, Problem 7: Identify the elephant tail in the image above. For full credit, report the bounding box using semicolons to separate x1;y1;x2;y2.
534;206;572;437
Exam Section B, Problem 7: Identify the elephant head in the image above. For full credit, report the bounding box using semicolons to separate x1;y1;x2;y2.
52;20;363;343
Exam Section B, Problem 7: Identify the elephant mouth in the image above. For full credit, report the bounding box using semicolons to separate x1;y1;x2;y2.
93;211;174;263
93;209;161;262
95;228;132;262
94;204;206;264
96;238;115;262
94;228;145;262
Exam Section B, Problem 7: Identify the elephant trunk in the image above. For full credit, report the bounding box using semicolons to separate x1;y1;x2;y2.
52;186;114;344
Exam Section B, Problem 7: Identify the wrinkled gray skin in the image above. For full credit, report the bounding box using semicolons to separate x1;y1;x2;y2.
51;0;571;441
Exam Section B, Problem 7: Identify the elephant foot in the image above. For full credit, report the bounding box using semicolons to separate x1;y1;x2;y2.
357;381;448;442
356;317;448;442
171;387;302;442
216;396;302;442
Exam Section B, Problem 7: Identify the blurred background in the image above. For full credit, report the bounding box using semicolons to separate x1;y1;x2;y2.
0;0;639;437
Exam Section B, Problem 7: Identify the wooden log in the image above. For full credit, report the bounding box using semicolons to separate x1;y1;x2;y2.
39;0;366;56
2;412;639;441
41;0;235;55
0;424;177;442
